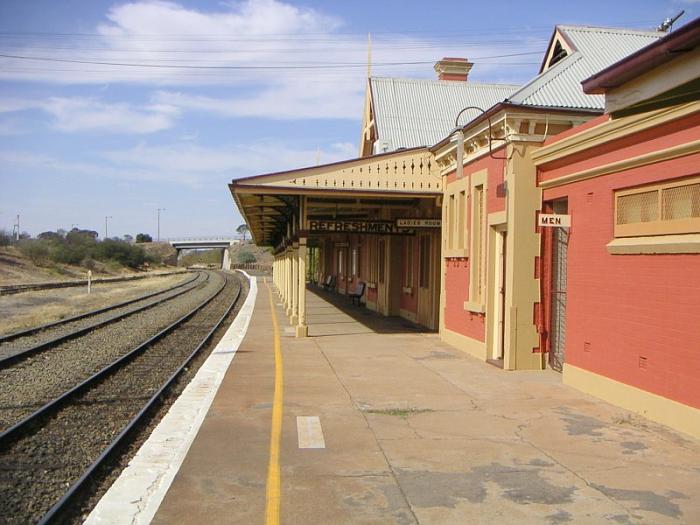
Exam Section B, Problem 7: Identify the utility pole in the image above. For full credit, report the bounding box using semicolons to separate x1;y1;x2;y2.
157;208;166;242
12;214;19;241
105;216;112;239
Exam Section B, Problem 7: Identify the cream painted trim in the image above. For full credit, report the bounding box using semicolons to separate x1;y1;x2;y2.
488;210;507;226
441;327;487;361
399;308;417;323
533;102;700;165
464;300;485;313
563;364;700;440
607;234;700;254
539;139;700;189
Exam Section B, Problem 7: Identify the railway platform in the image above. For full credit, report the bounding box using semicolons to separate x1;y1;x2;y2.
90;274;700;525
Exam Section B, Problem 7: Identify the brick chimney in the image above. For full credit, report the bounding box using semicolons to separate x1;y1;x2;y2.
434;57;473;81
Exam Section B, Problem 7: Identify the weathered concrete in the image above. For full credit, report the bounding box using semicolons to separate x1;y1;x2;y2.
152;284;700;525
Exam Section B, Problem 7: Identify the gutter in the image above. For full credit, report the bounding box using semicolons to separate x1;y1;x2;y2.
582;17;700;94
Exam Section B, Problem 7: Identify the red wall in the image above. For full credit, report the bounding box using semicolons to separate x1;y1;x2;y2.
443;151;505;340
539;115;700;410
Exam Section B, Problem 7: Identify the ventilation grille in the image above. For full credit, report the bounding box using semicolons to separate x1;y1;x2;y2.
616;190;658;224
662;183;700;221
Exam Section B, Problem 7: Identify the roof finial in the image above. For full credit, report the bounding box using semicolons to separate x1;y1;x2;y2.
657;10;684;32
367;32;372;79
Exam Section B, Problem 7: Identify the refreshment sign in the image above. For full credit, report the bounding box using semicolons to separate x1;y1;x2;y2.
396;218;441;228
539;214;571;227
309;220;415;236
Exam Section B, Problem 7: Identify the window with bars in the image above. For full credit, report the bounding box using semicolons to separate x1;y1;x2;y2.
614;176;700;237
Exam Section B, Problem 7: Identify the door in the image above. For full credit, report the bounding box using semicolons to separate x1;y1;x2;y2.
377;238;387;315
490;229;507;360
417;232;437;329
549;199;569;372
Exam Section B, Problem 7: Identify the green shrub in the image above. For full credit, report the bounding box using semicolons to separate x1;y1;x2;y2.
237;251;256;264
18;239;50;265
93;239;146;268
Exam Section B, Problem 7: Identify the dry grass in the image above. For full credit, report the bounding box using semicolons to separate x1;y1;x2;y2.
0;273;190;334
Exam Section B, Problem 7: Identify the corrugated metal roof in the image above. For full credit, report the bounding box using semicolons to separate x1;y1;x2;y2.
508;25;663;110
370;77;518;150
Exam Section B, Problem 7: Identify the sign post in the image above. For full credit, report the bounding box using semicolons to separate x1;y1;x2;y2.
87;270;92;294
538;214;571;228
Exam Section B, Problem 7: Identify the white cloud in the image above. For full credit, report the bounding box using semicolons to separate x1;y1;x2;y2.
0;141;357;188
0;96;179;133
0;1;545;121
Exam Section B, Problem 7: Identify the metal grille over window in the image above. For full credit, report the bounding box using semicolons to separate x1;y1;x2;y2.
617;190;658;224
662;183;700;220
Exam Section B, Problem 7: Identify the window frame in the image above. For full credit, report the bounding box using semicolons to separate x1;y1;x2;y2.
614;175;700;238
444;176;469;258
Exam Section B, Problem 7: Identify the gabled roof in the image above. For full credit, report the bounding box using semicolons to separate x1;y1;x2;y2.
369;77;519;150
507;25;664;110
583;17;700;94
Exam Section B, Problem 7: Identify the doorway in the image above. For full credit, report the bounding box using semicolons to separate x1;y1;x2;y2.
490;228;507;361
417;231;439;329
549;199;569;372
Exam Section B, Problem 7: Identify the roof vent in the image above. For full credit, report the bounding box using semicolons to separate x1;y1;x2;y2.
434;57;473;81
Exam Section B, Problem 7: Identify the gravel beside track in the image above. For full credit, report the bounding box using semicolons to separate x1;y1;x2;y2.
0;271;245;524
0;271;224;433
0;271;204;360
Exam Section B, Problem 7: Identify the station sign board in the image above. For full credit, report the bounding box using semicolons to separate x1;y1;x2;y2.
309;219;415;236
538;214;571;228
396;218;441;228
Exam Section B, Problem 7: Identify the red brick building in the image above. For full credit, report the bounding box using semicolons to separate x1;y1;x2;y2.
533;18;700;436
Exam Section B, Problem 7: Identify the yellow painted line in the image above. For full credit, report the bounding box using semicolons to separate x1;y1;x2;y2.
264;277;283;525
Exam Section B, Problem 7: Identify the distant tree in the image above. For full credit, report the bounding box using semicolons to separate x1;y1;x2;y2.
66;228;98;244
237;251;256;264
236;224;249;241
18;231;31;240
123;234;134;243
136;233;153;243
0;229;13;246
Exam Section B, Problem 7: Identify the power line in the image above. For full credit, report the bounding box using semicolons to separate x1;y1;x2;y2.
0;51;543;70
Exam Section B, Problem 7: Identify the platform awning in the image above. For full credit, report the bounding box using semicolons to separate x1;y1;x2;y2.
229;147;442;246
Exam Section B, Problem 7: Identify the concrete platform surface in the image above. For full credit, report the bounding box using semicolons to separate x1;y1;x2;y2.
151;281;700;525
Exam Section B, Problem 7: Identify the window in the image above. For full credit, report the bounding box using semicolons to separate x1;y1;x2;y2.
448;194;455;250
457;190;466;249
351;246;361;277
444;177;469;257
472;185;485;304
615;176;700;237
466;169;488;313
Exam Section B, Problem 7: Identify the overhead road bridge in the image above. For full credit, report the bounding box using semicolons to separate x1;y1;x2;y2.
168;237;239;270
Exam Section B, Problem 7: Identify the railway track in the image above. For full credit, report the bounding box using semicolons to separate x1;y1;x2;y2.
0;271;245;524
0;271;206;366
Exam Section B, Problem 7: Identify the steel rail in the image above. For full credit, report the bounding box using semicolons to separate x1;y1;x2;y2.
0;272;210;368
0;271;229;447
0;271;200;344
37;273;243;525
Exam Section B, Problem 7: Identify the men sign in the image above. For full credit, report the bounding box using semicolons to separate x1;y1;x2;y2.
539;214;571;228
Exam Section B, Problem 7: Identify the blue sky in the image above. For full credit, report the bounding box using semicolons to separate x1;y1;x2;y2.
1;0;697;239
